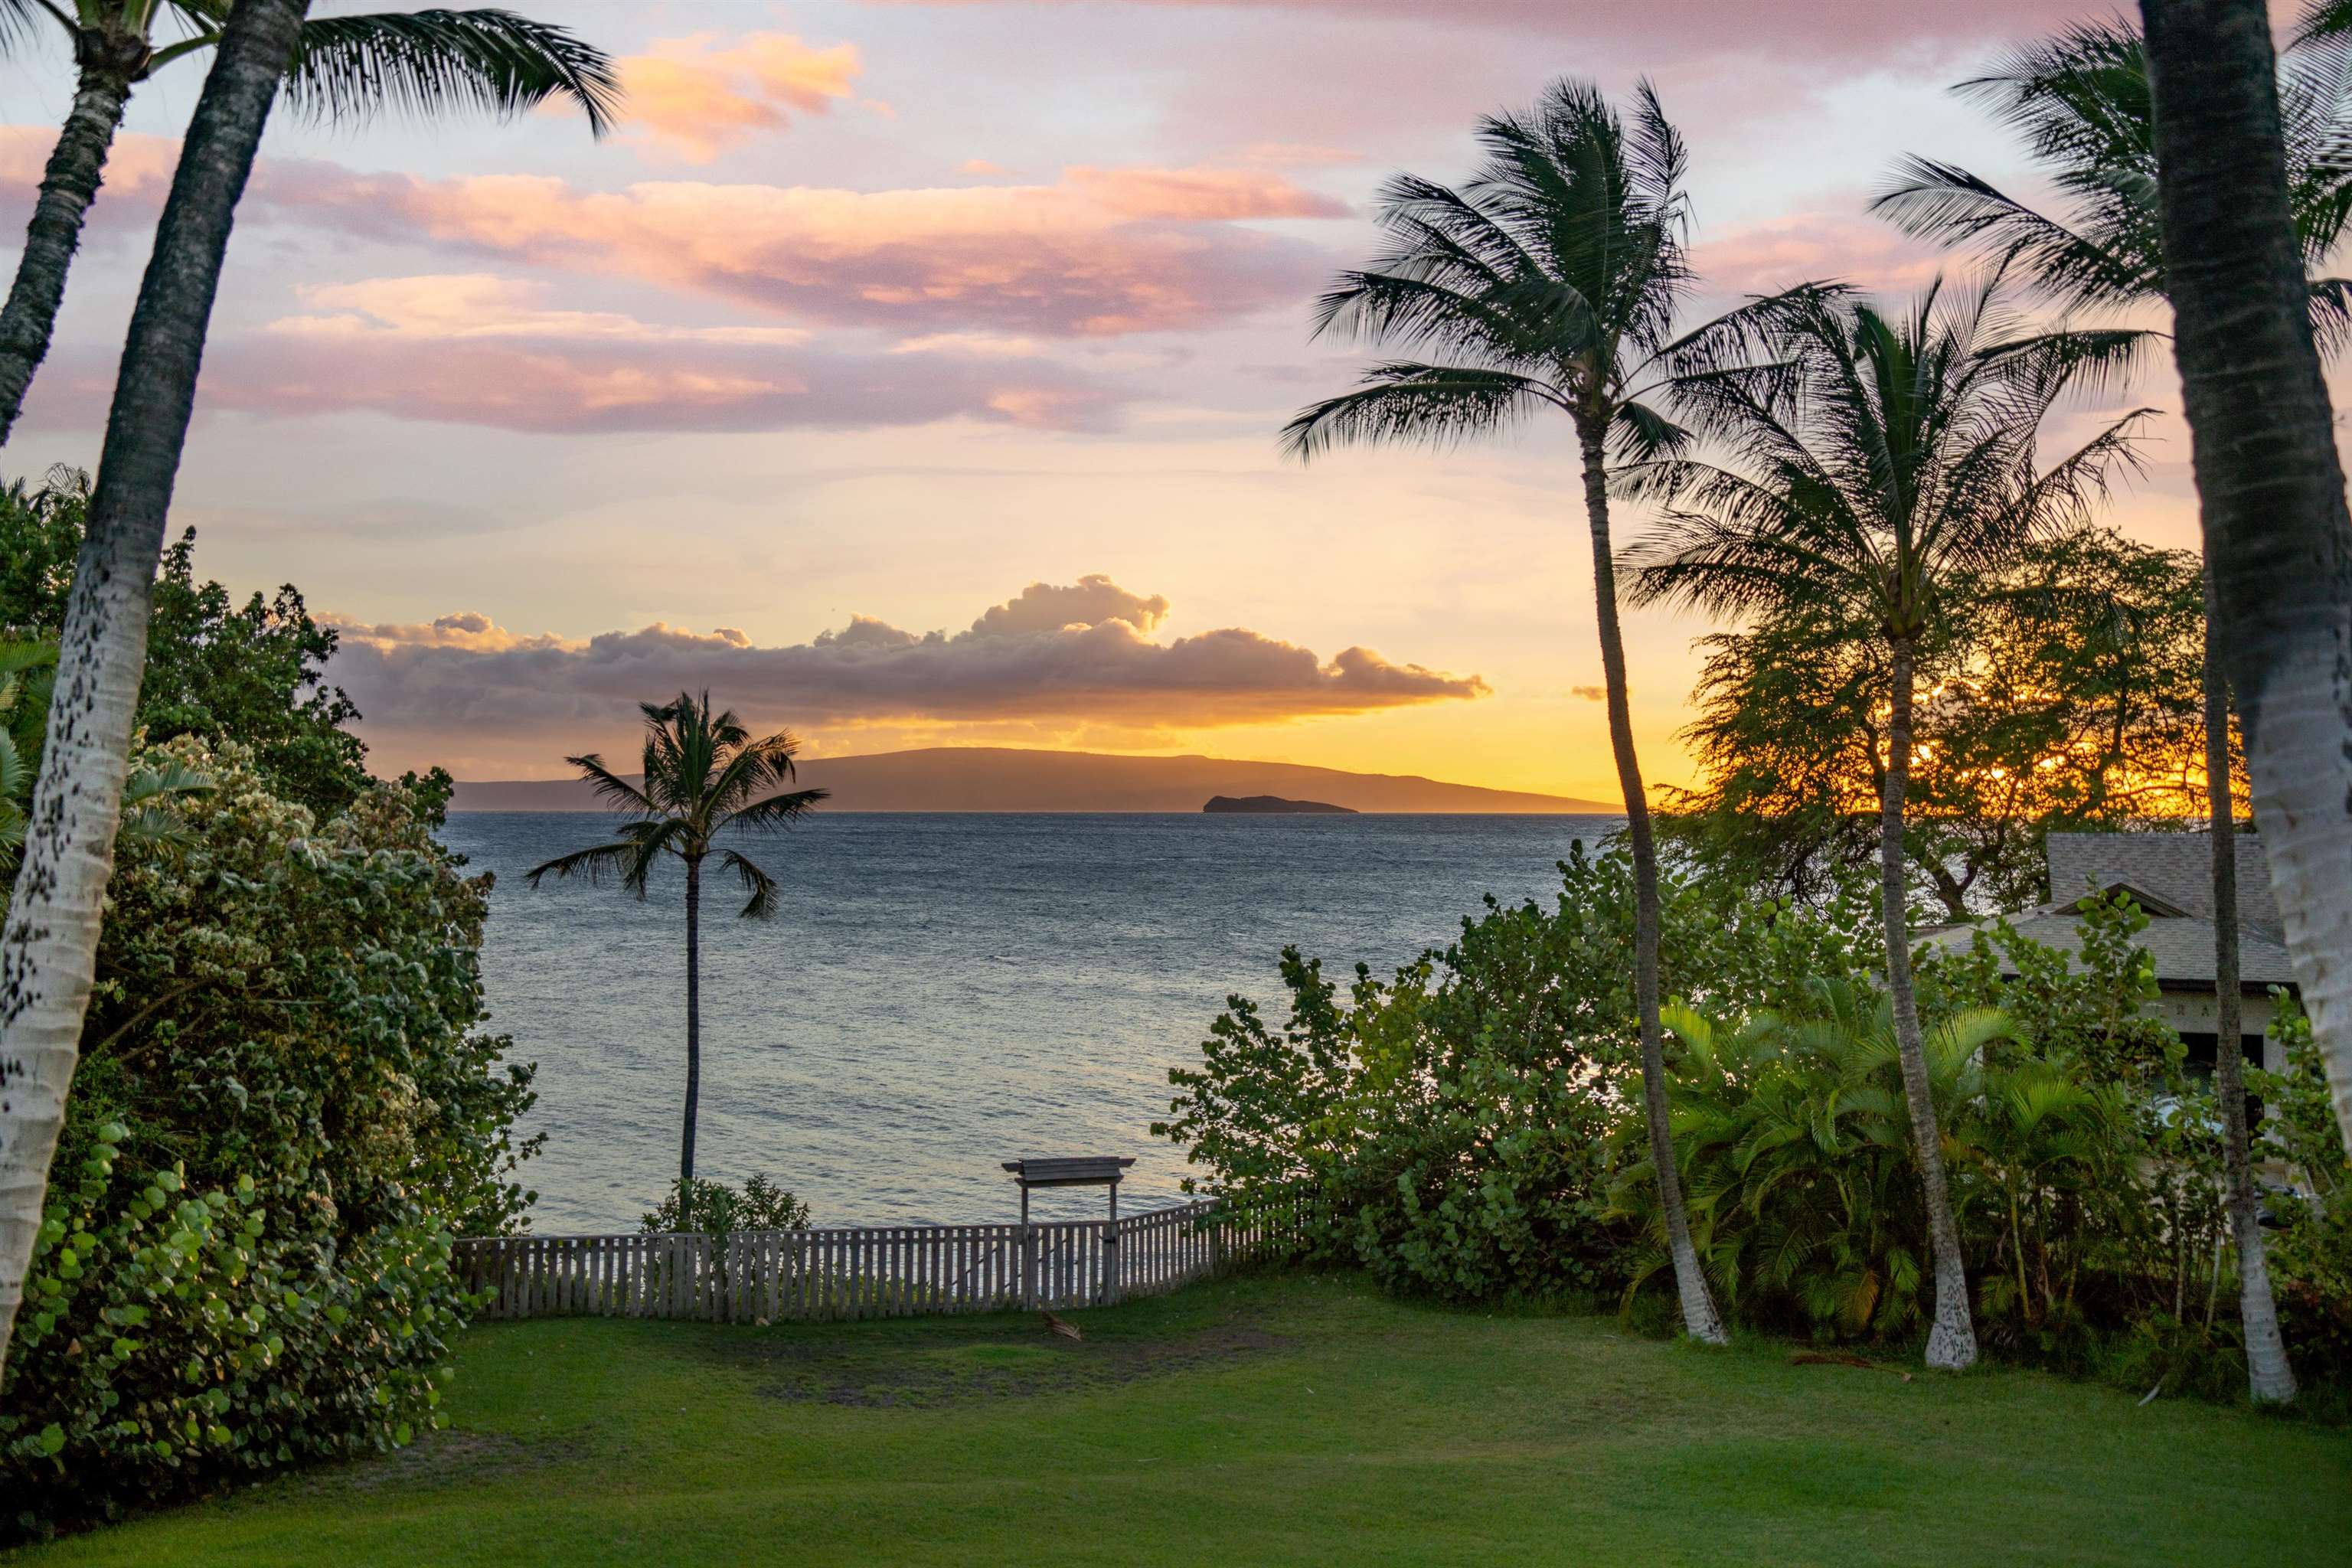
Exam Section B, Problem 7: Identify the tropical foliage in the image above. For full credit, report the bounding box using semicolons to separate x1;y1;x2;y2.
1166;850;2352;1406
1158;842;1873;1302
0;470;370;818
1666;528;2232;916
0;738;537;1540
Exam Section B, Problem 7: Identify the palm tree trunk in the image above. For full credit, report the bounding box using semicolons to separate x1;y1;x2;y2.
2203;587;2297;1402
0;0;310;1382
0;44;145;448
681;851;702;1187
1881;632;1978;1370
2145;0;2352;1159
1579;418;1727;1347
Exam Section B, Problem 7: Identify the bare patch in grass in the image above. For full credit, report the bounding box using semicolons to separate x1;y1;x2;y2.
717;1317;1292;1407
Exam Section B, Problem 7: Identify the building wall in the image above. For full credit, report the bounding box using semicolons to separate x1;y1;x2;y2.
2154;988;2278;1070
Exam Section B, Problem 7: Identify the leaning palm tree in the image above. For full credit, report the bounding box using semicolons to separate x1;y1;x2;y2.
1282;78;1733;1346
0;0;308;1387
2141;0;2352;1165
1873;6;2338;1401
1622;273;2151;1369
0;1;620;444
528;693;826;1187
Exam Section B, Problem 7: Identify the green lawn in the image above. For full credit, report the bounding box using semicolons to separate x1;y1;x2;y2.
18;1271;2351;1567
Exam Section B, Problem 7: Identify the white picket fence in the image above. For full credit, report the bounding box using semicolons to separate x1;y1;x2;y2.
452;1196;1300;1324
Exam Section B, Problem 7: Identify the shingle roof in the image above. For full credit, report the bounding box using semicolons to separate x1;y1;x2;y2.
2044;831;2278;940
1922;913;2297;990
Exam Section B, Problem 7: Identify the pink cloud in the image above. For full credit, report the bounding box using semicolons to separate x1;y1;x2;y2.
617;31;866;162
1690;211;1952;300
1063;165;1347;220
0;135;1348;338
17;273;1138;435
863;1;2100;60
246;160;1344;335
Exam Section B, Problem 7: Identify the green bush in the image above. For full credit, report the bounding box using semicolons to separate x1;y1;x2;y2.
1168;845;2349;1410
1155;842;1873;1302
641;1174;812;1235
0;739;537;1540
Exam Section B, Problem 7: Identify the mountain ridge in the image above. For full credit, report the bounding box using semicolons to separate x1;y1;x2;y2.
449;746;1613;814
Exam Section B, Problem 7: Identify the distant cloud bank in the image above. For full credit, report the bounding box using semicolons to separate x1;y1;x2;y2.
329;576;1487;773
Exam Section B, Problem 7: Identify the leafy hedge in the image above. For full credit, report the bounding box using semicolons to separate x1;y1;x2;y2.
1155;842;1873;1302
1;739;537;1540
1161;843;2352;1407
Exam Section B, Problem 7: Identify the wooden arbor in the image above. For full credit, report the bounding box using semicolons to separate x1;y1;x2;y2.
1001;1156;1135;1307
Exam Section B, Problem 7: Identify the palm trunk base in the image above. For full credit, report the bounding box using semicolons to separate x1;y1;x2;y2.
1924;1255;1979;1370
1671;1232;1730;1345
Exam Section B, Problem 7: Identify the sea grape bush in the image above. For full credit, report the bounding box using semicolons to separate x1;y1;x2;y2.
0;739;538;1540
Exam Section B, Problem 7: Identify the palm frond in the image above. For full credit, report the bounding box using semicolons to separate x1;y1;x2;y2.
1282;364;1562;462
716;847;779;920
563;750;656;816
276;8;622;134
727;785;828;834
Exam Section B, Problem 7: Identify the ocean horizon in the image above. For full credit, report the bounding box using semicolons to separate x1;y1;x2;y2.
443;810;1625;1233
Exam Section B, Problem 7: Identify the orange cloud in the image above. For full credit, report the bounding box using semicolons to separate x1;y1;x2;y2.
617;31;865;162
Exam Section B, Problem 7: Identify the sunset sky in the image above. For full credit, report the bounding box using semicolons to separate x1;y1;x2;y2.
0;0;2228;794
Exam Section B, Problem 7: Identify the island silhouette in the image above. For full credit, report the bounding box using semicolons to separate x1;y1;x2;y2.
452;746;1609;814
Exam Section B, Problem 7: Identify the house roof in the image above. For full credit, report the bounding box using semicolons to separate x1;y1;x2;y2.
1921;913;2298;990
1917;831;2298;994
2045;831;2279;940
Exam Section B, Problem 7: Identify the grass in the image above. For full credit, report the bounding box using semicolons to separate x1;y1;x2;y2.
17;1270;2352;1567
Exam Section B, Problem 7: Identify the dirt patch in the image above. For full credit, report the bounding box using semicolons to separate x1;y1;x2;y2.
720;1318;1293;1408
295;1427;593;1494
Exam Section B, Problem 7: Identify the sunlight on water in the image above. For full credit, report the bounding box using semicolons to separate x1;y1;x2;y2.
442;812;1623;1231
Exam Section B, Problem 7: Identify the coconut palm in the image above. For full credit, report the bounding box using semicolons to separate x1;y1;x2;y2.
0;0;309;1384
2141;0;2352;1162
1874;6;2338;1401
1281;78;1732;1345
528;692;826;1187
0;1;621;445
1621;273;2151;1368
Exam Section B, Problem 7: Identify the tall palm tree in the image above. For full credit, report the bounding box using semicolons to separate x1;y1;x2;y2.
1282;78;1733;1346
1874;7;2341;1400
0;0;309;1387
0;1;621;445
528;693;826;1187
1622;273;2151;1369
2141;0;2352;1162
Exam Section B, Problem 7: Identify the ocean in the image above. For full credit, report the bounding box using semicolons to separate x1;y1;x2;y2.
441;812;1624;1232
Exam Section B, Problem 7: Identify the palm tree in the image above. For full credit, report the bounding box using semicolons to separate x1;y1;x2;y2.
2141;0;2352;1161
0;0;308;1385
0;1;620;445
1622;273;2151;1368
1281;79;1732;1345
528;692;826;1187
1874;7;2337;1400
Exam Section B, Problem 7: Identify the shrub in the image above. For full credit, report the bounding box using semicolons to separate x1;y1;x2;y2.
1155;842;1875;1302
641;1174;812;1235
0;739;537;1540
